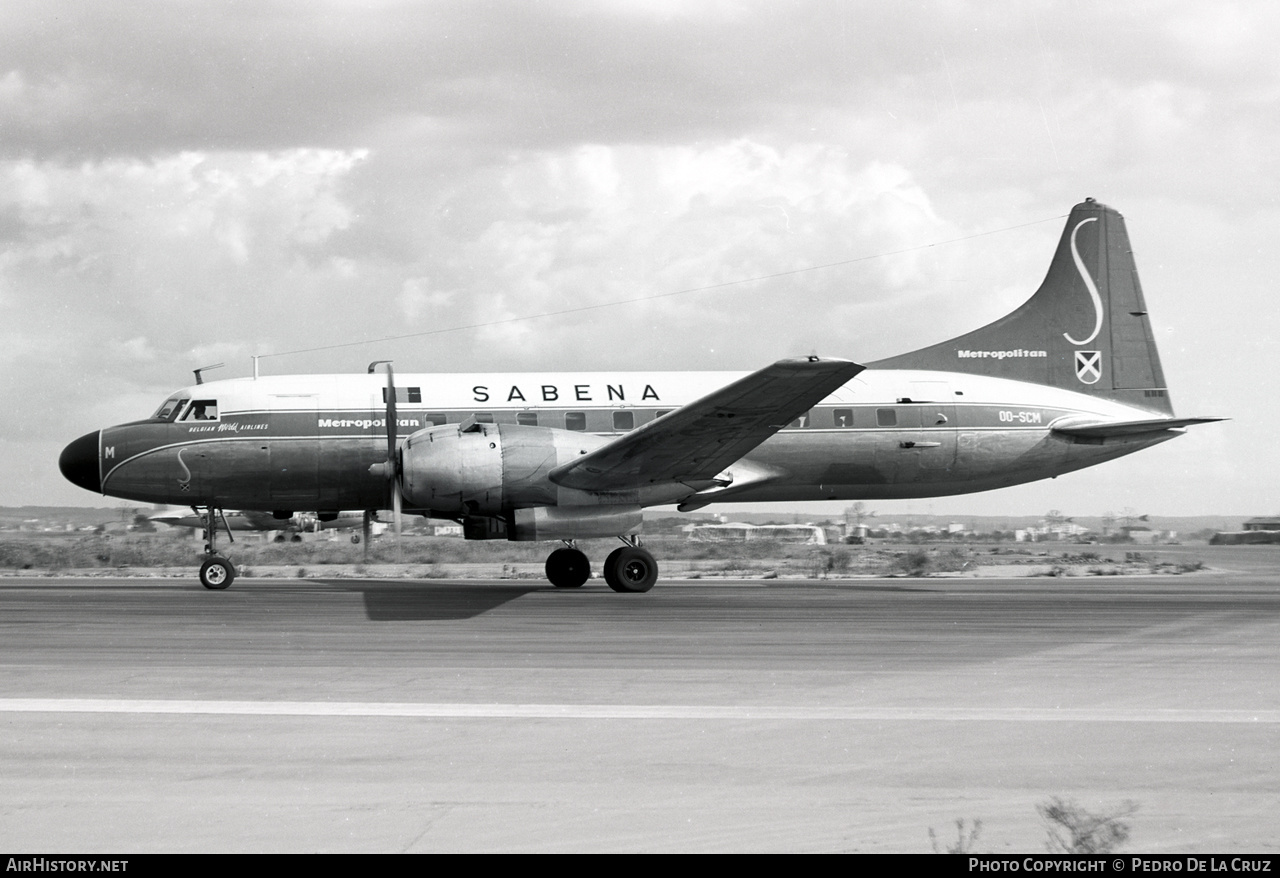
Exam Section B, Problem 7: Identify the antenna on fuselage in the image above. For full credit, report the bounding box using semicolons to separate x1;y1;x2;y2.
193;363;224;385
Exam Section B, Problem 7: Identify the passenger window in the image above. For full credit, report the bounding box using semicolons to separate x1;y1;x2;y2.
834;408;853;428
473;412;494;424
565;412;586;432
424;412;447;426
517;412;538;427
876;408;897;427
383;387;423;404
182;399;219;421
655;410;671;419
612;411;634;432
788;410;812;429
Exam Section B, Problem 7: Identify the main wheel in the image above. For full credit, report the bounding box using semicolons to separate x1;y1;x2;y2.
545;547;591;588
199;556;236;590
604;546;658;593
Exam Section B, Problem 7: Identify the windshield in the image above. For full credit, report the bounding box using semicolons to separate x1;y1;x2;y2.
151;397;189;422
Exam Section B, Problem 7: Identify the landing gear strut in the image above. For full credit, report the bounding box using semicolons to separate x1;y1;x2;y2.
545;543;591;588
603;537;658;593
198;506;236;590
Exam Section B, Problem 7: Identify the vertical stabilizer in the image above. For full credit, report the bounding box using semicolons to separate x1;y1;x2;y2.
870;198;1173;415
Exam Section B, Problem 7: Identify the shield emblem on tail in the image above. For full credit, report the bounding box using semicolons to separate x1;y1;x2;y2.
1075;350;1102;385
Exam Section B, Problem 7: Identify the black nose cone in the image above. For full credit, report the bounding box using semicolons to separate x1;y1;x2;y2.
59;431;101;494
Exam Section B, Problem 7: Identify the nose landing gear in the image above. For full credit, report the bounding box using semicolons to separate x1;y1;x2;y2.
198;506;236;590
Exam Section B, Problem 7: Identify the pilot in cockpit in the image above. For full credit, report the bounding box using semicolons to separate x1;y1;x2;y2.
184;400;218;421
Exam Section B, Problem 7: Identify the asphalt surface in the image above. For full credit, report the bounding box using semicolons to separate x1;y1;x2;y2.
2;565;1279;852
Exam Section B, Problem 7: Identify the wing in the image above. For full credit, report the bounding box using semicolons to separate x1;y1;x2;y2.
548;356;864;492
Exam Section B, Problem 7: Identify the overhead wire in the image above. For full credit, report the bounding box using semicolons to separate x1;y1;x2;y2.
259;214;1067;361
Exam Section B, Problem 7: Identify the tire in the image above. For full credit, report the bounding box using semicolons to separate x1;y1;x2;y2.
545;547;591;588
604;546;658;593
603;547;626;591
199;556;235;590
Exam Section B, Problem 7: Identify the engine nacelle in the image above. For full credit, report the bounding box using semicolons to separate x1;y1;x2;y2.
399;421;615;517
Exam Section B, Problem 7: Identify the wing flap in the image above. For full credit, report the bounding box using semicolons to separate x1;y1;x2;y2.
549;357;864;492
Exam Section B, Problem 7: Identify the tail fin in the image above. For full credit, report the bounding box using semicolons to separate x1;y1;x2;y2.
870;198;1174;415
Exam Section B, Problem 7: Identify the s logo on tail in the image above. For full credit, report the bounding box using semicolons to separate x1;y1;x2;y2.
1063;217;1103;346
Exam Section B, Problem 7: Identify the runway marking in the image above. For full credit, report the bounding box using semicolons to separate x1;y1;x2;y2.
1;699;1278;723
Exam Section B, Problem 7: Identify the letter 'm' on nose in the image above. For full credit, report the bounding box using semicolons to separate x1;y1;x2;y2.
59;431;101;494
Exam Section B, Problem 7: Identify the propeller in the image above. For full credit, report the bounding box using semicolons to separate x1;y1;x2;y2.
368;360;403;560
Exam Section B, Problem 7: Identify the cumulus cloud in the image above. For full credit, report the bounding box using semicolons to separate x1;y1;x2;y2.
2;0;1275;514
0;148;369;447
366;141;956;371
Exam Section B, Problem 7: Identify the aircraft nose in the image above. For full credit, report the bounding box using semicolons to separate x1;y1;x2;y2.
59;431;102;494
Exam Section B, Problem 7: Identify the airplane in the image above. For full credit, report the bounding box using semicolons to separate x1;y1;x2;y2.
59;198;1221;592
149;508;378;542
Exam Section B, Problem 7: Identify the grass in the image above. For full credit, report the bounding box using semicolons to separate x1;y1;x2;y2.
0;532;1205;580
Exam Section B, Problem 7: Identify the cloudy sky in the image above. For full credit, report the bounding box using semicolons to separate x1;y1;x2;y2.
3;0;1275;518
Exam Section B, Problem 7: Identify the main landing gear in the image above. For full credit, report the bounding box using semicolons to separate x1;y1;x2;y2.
546;545;592;589
197;506;236;590
544;538;658;593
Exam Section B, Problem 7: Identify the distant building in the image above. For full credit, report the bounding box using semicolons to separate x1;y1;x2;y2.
1016;521;1089;542
688;523;827;545
1243;517;1280;532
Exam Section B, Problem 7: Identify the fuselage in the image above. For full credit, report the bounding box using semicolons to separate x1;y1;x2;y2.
63;366;1177;514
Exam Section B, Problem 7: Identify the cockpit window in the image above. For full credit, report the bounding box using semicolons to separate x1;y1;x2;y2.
181;399;219;421
152;397;189;421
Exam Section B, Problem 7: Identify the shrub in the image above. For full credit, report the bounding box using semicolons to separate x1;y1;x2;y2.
930;818;982;854
1039;797;1138;854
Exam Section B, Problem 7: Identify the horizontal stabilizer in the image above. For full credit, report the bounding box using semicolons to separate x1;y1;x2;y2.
1051;416;1225;440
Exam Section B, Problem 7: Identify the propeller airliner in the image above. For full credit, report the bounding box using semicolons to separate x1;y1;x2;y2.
59;198;1220;591
148;508;374;541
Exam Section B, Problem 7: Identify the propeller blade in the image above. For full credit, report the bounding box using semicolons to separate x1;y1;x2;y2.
391;468;403;563
393;482;403;537
384;363;397;465
382;362;403;562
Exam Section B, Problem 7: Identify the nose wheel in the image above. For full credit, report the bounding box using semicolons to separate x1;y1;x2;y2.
197;506;237;590
199;556;235;590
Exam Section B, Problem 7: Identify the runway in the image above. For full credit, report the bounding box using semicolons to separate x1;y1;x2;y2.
2;570;1279;852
